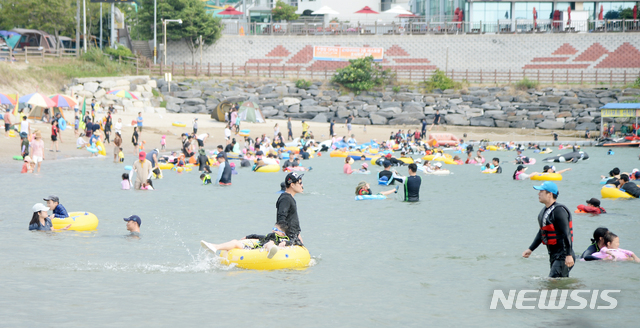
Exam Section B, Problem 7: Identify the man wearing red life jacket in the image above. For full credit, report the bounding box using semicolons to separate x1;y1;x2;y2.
522;181;575;278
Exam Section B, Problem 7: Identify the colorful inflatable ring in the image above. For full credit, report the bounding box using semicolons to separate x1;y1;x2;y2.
13;155;23;160
355;195;387;200
486;145;498;151
58;118;67;131
219;246;310;270
8;130;17;138
397;157;414;164
158;163;174;170
172;122;187;127
52;212;99;231
285;146;300;154
86;146;98;153
601;185;633;199
530;173;563;181
422;154;452;161
95;141;107;156
227;152;242;160
330;150;348;158
255;164;280;173
175;167;192;173
124;165;133;170
238;129;250;137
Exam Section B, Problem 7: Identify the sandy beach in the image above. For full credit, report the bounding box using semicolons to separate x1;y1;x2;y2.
1;108;587;165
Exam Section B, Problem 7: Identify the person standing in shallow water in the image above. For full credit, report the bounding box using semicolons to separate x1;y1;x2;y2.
522;181;575;278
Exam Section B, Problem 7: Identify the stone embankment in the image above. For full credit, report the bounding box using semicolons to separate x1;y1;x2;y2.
66;76;640;130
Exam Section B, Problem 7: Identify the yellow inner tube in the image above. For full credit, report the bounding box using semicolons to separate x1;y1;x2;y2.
255;164;280;173
158;163;174;170
330;150;348;158
601;185;633;199
172;122;187;127
397;157;414;164
95;141;107;156
530;173;563;181
52;212;99;231
486;145;498;151
220;246;310;270
423;154;452;161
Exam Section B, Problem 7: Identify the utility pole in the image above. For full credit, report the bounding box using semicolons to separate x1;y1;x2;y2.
83;0;87;52
111;3;116;47
154;0;157;64
76;0;80;56
100;3;103;50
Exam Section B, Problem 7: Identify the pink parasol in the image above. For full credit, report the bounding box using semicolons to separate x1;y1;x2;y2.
355;6;379;24
219;6;244;16
533;7;537;29
634;5;637;21
567;6;571;26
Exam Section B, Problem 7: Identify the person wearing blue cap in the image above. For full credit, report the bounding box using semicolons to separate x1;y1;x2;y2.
522;181;575;278
124;215;141;234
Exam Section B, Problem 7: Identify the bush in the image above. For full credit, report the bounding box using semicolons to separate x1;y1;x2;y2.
331;56;392;94
421;69;461;92
392;86;401;93
296;79;312;89
514;78;539;91
633;77;640;88
104;43;133;58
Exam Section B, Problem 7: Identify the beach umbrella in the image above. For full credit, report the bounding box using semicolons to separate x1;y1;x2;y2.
311;6;340;15
599;5;603;20
49;94;77;108
108;89;139;100
383;5;412;15
355;6;379;23
0;93;16;105
567;6;571;26
19;93;56;108
634;6;637;21
218;6;244;16
533;7;537;29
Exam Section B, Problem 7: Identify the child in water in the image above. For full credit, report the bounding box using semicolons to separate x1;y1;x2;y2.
121;173;131;190
200;223;291;259
161;135;166;150
355;181;398;196
141;179;154;190
358;163;369;173
589;232;640;262
118;147;125;162
21;156;33;174
200;173;212;185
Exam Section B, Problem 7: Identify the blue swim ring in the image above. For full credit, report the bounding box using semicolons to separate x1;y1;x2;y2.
58;118;67;131
355;195;387;200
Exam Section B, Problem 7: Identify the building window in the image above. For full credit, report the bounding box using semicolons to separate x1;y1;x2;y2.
514;2;553;20
471;2;511;22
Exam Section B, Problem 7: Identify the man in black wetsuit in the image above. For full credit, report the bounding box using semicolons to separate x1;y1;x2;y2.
522;181;575;278
492;158;502;174
394;163;421;202
276;172;304;246
619;174;640;198
378;160;397;185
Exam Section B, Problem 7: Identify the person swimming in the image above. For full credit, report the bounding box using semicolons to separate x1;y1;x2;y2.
581;227;609;261
585;232;640;262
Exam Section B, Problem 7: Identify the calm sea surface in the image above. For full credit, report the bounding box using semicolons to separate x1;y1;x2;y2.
1;146;639;327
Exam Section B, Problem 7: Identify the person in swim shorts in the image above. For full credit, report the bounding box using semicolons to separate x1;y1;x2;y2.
201;223;290;259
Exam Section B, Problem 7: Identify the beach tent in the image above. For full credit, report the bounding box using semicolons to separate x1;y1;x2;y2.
237;101;265;123
28;106;67;121
211;100;234;122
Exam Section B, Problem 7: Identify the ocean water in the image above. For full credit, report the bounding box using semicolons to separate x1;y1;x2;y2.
1;147;639;327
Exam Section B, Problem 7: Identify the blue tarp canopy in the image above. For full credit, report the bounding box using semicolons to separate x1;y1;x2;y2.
600;103;640;109
0;30;21;49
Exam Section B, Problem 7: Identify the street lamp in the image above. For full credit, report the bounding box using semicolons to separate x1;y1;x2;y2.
163;19;182;66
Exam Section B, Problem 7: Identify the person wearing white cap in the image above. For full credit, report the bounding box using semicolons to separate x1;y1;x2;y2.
28;203;70;231
542;165;571;175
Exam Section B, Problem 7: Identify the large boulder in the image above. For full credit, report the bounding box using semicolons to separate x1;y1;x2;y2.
337;96;352;102
184;98;205;106
262;108;279;117
370;114;388;125
444;114;470;126
470;117;495;127
283;97;301;106
513;120;536;129
380;101;402;109
300;98;317;106
83;82;99;93
388;117;420;125
559;97;580;105
351;118;372;125
311;113;330;122
537;120;565;129
301;106;330;113
576;122;597;130
166;103;181;113
181;105;206;113
380;107;403;115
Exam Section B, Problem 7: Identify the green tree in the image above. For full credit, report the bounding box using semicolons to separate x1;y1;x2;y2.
331;56;392;94
619;8;634;19
136;0;222;64
272;0;299;22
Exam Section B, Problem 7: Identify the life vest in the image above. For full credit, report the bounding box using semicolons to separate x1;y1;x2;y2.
202;174;211;185
538;203;573;246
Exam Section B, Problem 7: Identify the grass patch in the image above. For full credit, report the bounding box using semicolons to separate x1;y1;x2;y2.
159;100;167;108
295;79;312;89
421;69;462;92
152;89;161;97
514;78;540;91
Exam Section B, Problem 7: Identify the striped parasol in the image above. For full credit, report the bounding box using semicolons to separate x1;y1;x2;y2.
49;94;78;108
108;89;139;100
19;93;57;108
0;93;16;105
